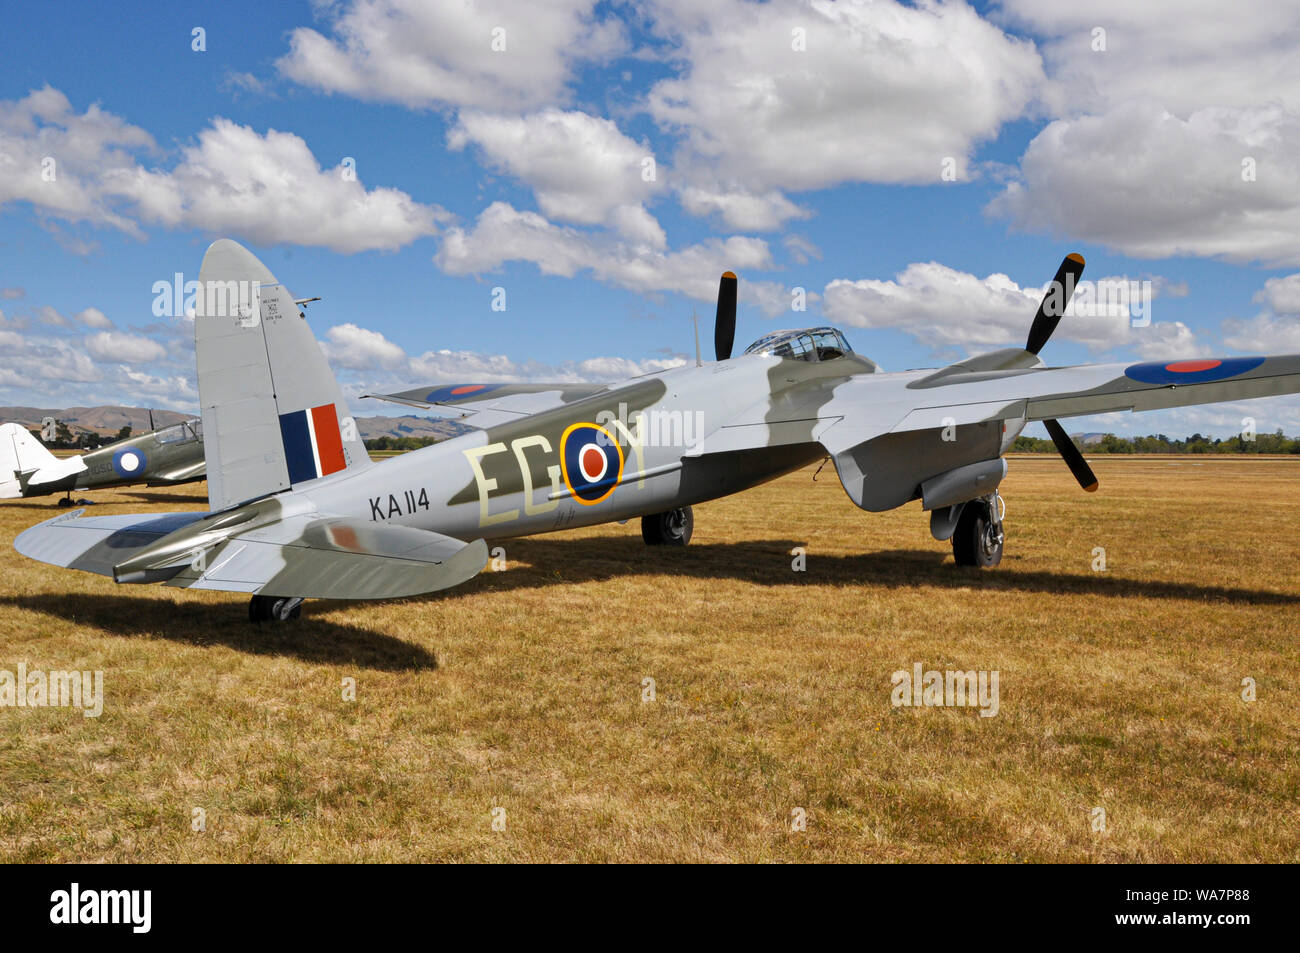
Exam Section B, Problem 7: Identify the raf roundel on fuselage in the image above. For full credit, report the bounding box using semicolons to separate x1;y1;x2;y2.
560;422;624;504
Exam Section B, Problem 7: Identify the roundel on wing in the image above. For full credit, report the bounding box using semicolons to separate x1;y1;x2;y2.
560;423;624;504
1124;356;1265;386
112;446;146;477
423;383;504;404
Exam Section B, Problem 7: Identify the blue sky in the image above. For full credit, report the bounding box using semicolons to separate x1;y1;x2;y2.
2;0;1299;438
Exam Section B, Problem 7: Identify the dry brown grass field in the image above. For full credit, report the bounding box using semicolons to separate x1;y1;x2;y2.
1;455;1298;863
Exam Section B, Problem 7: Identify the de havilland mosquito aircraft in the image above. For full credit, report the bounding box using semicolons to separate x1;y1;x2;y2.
0;417;205;503
14;239;1300;621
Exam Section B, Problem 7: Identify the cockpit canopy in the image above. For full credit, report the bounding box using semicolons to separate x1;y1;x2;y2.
154;419;202;444
743;326;855;362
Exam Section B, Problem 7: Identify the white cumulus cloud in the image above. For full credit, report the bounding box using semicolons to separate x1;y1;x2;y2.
449;108;663;244
84;330;166;364
435;201;788;312
647;0;1044;208
277;0;625;111
822;261;1197;355
0;87;444;253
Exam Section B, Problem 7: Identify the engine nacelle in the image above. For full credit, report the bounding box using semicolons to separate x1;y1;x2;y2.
921;458;1006;512
923;458;1006;541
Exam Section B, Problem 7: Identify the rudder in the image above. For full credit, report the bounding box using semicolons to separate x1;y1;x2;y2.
195;239;369;511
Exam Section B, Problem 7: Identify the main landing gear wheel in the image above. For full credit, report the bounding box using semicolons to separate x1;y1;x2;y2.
642;506;694;546
952;495;1003;568
249;595;304;623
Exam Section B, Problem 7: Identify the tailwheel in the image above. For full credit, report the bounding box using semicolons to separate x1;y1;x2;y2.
249;595;304;623
641;506;694;546
952;494;1003;568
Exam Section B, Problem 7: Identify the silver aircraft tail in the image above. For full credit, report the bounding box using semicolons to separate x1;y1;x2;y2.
195;239;370;511
13;240;489;609
0;422;87;498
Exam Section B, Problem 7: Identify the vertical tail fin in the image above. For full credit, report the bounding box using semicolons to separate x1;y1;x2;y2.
0;422;87;497
195;239;370;512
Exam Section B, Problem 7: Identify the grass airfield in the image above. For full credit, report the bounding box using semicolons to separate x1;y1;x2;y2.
1;455;1297;862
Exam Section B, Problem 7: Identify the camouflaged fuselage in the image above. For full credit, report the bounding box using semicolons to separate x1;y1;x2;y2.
305;353;872;541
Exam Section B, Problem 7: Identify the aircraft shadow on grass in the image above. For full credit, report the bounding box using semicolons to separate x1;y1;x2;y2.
4;593;436;672
6;537;1292;664
442;535;1300;608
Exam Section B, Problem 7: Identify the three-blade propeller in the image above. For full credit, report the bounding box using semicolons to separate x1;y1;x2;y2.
1030;253;1098;492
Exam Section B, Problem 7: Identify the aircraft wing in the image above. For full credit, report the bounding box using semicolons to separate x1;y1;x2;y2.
365;382;610;428
856;354;1300;446
693;354;1300;458
15;509;489;600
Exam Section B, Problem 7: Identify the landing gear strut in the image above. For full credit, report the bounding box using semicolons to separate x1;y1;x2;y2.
642;506;694;546
249;595;304;623
952;492;1003;568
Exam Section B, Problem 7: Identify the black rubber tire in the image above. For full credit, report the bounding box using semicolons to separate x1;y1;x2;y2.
952;501;1003;568
641;506;694;546
249;595;302;623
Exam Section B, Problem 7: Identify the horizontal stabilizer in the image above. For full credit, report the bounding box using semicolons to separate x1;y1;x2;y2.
14;510;206;575
165;516;489;599
15;507;488;600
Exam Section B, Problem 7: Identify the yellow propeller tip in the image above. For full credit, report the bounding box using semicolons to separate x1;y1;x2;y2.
1084;482;1099;493
721;271;737;280
1067;252;1085;265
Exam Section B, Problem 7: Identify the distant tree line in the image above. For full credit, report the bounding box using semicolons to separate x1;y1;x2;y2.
363;435;444;451
1013;429;1300;454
